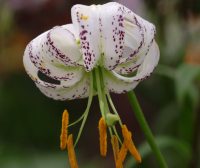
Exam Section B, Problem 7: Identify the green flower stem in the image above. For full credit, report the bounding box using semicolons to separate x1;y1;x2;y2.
95;68;106;119
127;91;168;168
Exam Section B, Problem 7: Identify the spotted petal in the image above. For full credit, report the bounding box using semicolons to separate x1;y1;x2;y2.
35;74;90;100
104;41;159;93
23;46;90;100
122;7;156;61
24;25;85;87
23;24;91;100
71;4;101;71
99;2;126;70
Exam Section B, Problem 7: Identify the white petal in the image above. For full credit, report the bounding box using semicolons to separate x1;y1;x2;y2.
36;74;90;100
104;41;159;93
25;25;84;86
104;69;139;93
131;41;159;81
23;25;91;100
120;8;145;62
119;6;156;65
47;25;82;66
99;2;125;70
98;2;155;71
113;57;140;75
23;47;90;100
71;4;101;71
114;8;157;75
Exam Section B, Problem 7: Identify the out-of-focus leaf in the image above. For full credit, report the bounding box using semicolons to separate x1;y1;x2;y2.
175;63;200;142
155;102;179;134
163;14;187;65
155;64;175;79
0;151;67;168
125;136;191;168
175;63;200;107
0;3;13;35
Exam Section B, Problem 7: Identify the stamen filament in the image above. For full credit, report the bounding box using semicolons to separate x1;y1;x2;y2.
67;134;79;168
112;126;122;144
60;109;69;150
106;92;123;126
74;72;93;146
68;112;85;128
98;117;107;157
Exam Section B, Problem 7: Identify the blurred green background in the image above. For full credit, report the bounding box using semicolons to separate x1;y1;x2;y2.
0;0;200;168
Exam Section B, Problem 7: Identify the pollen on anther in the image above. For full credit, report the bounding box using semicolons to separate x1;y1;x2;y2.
121;125;142;163
98;117;107;157
60;109;69;150
117;142;128;168
67;134;79;168
111;135;120;167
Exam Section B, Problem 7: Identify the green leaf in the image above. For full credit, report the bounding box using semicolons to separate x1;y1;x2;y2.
155;102;179;134
155;64;175;79
175;64;200;142
175;63;200;107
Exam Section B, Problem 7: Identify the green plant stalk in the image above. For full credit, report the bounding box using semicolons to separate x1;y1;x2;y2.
127;91;168;168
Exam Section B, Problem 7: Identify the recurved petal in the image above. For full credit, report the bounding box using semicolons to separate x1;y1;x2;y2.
25;25;85;86
104;69;139;94
46;25;82;66
71;4;101;71
35;74;90;100
130;40;159;81
99;2;155;71
23;38;89;100
120;7;145;62
119;7;156;65
99;2;126;70
113;53;141;75
104;41;159;93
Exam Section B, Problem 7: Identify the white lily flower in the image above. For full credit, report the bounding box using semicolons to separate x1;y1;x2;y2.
23;2;159;167
23;2;159;100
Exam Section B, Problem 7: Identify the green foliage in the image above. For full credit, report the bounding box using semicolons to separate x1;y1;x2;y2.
175;64;200;108
125;136;191;168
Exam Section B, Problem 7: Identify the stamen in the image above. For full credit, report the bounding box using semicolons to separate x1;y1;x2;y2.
60;109;69;150
121;125;142;163
67;134;79;168
111;135;120;167
116;142;128;168
98;117;107;157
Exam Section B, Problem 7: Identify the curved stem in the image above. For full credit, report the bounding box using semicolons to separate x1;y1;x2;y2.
68;112;85;128
74;73;93;146
106;92;123;126
112;126;122;144
127;91;168;168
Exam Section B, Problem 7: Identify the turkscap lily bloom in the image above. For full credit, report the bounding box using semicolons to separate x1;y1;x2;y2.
23;2;159;168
